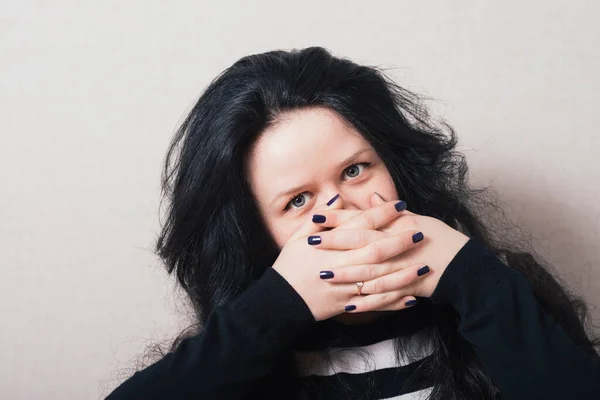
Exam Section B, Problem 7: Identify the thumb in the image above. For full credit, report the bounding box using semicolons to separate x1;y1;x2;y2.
370;192;386;207
370;192;416;216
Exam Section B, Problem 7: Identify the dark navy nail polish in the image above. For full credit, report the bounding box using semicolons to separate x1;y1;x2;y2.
327;194;340;206
319;271;334;279
395;200;407;212
308;236;322;245
417;265;430;276
344;305;357;312
405;299;417;307
412;232;424;243
312;214;326;223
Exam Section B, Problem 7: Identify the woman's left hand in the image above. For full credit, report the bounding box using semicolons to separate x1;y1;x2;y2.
318;193;470;301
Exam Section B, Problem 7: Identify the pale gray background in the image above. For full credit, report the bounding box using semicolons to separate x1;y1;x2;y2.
1;1;599;399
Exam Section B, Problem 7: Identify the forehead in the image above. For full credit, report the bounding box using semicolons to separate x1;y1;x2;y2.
250;107;368;170
247;108;370;192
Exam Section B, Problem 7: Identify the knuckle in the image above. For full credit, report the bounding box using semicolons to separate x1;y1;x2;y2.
372;278;385;294
355;230;368;247
368;243;382;262
366;264;378;281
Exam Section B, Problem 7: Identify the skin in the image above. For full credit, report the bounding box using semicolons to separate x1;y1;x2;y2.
248;107;469;324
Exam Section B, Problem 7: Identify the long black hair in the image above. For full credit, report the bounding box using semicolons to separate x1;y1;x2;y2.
155;47;599;399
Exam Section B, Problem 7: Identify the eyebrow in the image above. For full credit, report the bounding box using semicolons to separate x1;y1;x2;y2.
269;148;373;206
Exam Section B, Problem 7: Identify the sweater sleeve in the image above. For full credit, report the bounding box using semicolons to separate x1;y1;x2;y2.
429;239;600;399
106;267;315;400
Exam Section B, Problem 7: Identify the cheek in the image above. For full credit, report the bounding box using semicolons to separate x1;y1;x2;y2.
269;219;302;249
370;169;399;200
254;197;302;250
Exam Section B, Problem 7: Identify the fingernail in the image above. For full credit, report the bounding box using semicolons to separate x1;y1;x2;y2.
417;265;430;276
412;232;424;243
395;200;407;212
327;194;340;206
307;236;322;245
319;271;334;279
344;305;356;312
312;214;326;223
405;299;417;307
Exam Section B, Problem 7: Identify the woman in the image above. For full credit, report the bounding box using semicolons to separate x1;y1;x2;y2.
107;47;600;399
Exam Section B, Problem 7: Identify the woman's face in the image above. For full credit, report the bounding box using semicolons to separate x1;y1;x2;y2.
248;107;398;248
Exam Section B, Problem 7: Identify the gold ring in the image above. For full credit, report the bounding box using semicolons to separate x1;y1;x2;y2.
356;281;364;296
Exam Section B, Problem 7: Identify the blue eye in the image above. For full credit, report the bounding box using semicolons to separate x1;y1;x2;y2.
285;193;308;211
343;162;371;179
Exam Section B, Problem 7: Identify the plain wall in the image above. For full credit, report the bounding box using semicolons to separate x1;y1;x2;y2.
1;1;598;398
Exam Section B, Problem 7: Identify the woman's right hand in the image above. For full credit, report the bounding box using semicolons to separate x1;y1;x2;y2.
271;195;424;321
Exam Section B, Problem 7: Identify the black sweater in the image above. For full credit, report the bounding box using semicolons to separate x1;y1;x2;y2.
106;239;600;399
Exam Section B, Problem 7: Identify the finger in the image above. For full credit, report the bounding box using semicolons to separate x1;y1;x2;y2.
308;229;388;250
369;192;386;207
320;260;422;284
289;193;344;241
361;264;430;294
370;193;418;233
334;199;407;232
340;229;425;267
309;209;363;229
369;192;418;217
365;295;419;312
369;193;404;232
343;292;417;313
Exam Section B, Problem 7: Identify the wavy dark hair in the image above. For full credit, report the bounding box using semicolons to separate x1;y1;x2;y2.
154;47;599;399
